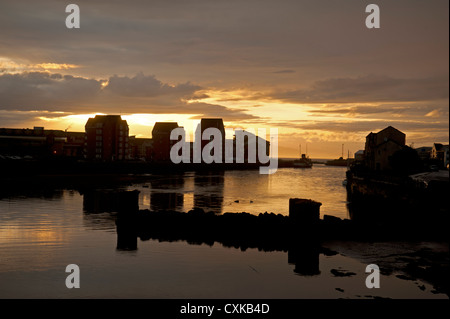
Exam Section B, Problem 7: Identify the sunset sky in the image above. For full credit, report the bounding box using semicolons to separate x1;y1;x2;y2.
0;0;448;158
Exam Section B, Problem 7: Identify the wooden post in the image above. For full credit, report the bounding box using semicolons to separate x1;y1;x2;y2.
289;198;322;225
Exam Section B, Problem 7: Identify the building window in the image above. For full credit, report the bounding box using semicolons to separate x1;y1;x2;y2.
96;136;102;141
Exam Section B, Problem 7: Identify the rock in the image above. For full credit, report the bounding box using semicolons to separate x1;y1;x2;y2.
330;269;356;277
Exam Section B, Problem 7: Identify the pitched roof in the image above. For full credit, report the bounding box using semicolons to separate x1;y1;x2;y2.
366;126;405;139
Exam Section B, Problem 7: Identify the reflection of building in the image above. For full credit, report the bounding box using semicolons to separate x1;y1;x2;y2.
431;143;449;169
364;126;405;171
152;122;180;162
149;175;185;211
150;192;184;211
193;171;224;213
85;115;129;161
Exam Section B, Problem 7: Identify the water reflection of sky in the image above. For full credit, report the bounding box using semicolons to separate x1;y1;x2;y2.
129;166;350;218
0;167;447;299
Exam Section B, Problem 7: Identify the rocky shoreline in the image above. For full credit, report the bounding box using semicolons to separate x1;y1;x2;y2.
112;208;449;297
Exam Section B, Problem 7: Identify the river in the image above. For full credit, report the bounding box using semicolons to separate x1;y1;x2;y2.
0;165;447;298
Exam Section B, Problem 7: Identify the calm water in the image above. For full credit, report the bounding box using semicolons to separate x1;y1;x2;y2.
129;165;350;218
0;166;447;298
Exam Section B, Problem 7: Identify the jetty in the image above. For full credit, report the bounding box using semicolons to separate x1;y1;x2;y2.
109;192;447;255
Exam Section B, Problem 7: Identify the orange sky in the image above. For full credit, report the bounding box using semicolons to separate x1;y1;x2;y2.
0;1;448;158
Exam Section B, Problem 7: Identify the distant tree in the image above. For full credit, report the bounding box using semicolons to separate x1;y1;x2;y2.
389;146;424;175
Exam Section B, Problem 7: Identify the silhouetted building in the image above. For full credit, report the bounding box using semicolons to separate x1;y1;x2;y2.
0;127;67;158
354;150;364;162
199;118;225;163
415;146;432;161
364;126;406;171
233;130;270;164
129;136;153;161
63;131;85;158
85;115;129;161
431;143;449;169
152;122;180;162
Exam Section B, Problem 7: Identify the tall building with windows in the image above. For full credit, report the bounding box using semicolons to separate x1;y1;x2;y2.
364;126;405;171
431;143;449;169
151;122;180;162
198;118;225;163
85;115;129;161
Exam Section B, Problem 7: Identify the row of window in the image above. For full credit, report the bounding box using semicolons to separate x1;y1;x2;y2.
95;154;127;160
95;147;129;154
95;135;128;141
94;155;128;159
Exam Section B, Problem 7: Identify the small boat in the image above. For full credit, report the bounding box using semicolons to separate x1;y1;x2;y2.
293;144;312;168
294;154;312;168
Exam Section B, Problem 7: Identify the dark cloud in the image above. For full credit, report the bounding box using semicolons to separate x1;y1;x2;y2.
0;71;256;120
307;103;449;119
0;0;448;148
187;102;258;120
104;73;200;98
267;75;449;104
273;70;296;74
309;105;409;116
0;110;70;128
269;119;449;136
0;72;101;110
0;0;447;86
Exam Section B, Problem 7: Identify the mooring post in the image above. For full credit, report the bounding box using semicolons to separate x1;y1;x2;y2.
289;198;322;225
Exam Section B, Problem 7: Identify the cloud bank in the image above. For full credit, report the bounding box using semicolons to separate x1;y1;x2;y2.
0;71;257;120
